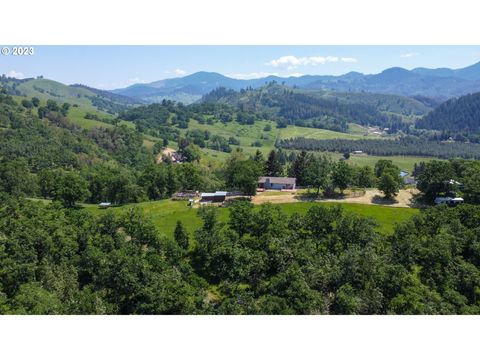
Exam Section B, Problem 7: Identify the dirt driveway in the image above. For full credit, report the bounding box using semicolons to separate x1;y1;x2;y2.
252;188;419;208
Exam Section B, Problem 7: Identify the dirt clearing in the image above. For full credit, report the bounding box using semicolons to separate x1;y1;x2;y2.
252;188;419;208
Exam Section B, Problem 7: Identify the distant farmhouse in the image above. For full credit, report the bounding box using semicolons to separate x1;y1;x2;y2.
258;177;296;190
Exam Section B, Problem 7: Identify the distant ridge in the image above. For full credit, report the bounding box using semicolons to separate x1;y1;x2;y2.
111;61;480;103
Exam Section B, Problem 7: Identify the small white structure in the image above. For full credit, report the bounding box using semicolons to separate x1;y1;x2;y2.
352;150;364;155
99;202;112;208
446;179;462;186
434;197;464;206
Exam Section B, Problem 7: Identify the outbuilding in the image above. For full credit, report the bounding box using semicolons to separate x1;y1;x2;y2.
434;197;464;206
200;191;227;203
258;177;296;190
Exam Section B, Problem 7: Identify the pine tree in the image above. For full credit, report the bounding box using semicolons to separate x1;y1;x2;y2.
266;150;283;177
252;150;266;173
289;150;308;185
174;220;189;250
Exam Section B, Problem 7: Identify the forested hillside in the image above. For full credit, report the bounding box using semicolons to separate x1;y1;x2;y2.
0;90;225;205
202;85;421;132
416;91;480;133
278;136;480;159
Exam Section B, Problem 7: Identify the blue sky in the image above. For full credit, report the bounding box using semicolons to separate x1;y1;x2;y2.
1;45;480;89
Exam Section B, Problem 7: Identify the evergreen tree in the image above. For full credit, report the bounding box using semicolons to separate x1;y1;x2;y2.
252;149;266;174
266;150;283;177
174;220;189;250
289;150;309;186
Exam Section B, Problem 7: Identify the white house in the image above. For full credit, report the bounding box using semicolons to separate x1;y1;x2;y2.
258;177;296;190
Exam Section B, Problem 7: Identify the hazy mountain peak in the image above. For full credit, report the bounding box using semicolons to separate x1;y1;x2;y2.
111;61;480;103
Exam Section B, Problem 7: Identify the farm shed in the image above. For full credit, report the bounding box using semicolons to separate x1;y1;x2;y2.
200;191;227;203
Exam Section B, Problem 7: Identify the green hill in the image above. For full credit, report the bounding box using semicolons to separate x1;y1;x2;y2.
1;76;140;116
416;91;480;134
202;84;431;132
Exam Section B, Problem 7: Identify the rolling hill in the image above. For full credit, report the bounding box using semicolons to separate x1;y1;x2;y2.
1;76;141;115
200;84;431;132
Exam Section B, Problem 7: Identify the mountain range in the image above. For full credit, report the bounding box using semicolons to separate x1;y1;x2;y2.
112;61;480;103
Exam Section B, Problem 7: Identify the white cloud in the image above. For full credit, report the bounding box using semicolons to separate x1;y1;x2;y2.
288;72;304;77
173;69;187;76
401;52;420;58
266;55;357;69
228;71;305;80
341;57;358;63
228;71;280;79
5;70;25;79
165;69;187;76
95;77;147;90
127;77;147;84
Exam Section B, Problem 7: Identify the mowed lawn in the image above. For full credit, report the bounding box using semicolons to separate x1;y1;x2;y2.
86;199;419;239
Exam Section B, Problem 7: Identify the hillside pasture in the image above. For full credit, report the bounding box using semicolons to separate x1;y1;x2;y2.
86;199;419;239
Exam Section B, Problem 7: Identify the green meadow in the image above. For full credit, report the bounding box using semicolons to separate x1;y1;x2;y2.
86;199;420;239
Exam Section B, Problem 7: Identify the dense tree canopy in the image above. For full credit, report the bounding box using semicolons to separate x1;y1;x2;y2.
416;92;480;133
278;136;480;159
1;197;479;314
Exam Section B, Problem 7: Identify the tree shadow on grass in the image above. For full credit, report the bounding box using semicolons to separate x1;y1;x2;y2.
295;191;351;202
294;194;319;202
371;195;399;205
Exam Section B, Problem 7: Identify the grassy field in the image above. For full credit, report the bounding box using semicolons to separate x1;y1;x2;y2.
185;119;277;156
178;120;438;171
278;124;374;140
12;94;116;130
184;119;401;164
344;154;437;173
86;199;420;239
17;79;96;107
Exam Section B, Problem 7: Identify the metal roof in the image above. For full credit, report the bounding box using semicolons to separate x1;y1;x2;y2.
201;191;227;197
